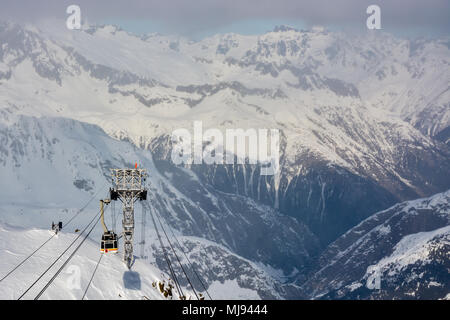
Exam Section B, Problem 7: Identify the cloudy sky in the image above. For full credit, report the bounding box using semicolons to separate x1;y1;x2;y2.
1;0;449;38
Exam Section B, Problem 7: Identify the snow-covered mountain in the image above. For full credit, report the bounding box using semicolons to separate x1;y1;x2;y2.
300;190;450;300
0;21;449;299
0;112;317;299
1;21;449;244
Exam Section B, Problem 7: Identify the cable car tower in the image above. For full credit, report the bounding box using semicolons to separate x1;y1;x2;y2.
109;167;147;268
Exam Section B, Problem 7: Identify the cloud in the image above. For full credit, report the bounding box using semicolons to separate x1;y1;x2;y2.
1;0;449;36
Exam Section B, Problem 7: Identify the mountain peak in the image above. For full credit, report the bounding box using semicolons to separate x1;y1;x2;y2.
272;25;298;33
83;24;125;36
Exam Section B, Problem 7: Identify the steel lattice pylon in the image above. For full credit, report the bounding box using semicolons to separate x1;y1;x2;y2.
110;168;147;268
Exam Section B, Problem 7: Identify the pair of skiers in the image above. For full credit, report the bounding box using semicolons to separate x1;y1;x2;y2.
51;221;62;234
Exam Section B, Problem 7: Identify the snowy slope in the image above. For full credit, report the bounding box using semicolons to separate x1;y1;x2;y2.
0;223;166;300
0;222;298;300
365;225;449;283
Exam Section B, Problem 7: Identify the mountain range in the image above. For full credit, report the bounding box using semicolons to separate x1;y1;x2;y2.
0;21;448;299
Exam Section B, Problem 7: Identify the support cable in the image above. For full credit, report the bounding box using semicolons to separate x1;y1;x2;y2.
0;234;56;283
162;217;213;300
17;208;101;300
148;205;183;298
34;210;103;300
63;181;108;229
154;207;199;300
112;200;116;232
0;183;108;284
81;253;103;300
140;204;146;259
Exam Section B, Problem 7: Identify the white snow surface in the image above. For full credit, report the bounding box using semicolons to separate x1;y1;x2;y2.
0;223;165;300
365;225;450;279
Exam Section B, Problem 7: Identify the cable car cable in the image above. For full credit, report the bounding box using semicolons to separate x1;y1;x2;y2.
0;233;56;284
140;204;146;259
81;253;103;300
63;181;108;229
153;207;199;300
148;204;183;298
17;208;101;300
162;216;213;300
0;183;108;285
34;212;103;300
